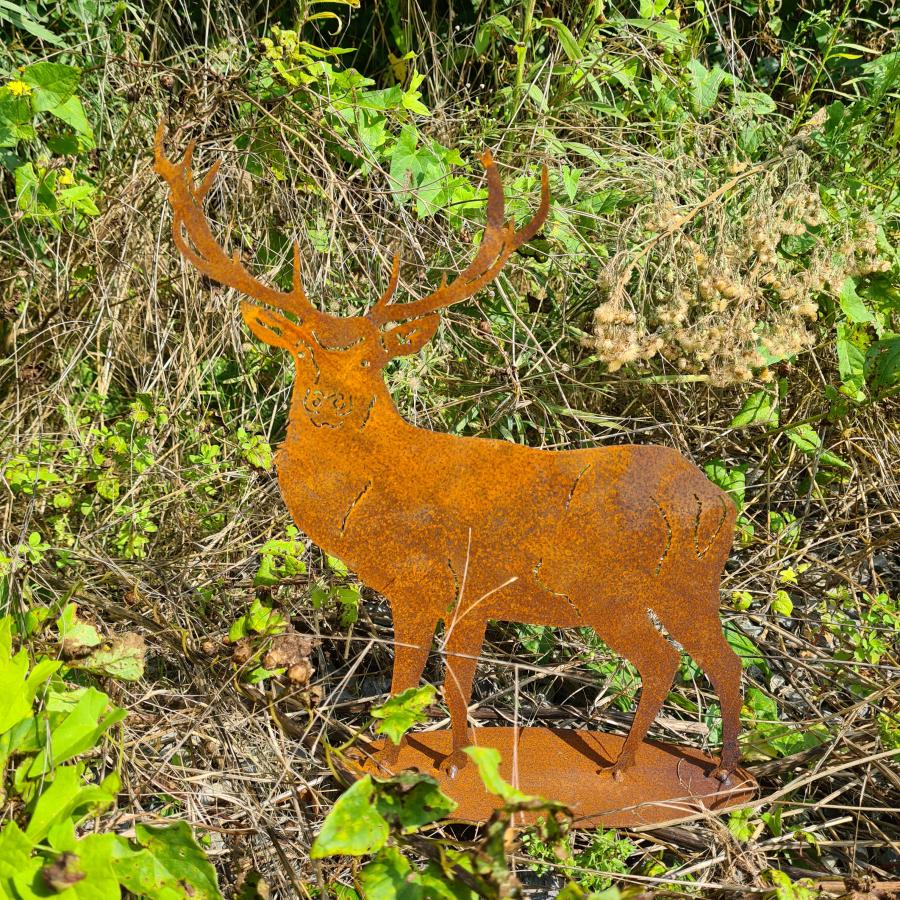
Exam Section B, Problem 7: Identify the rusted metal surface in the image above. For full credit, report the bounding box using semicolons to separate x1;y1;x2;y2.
352;728;756;827
154;124;744;792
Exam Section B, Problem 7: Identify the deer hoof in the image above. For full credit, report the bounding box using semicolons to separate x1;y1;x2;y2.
596;762;629;781
710;765;734;787
438;750;469;779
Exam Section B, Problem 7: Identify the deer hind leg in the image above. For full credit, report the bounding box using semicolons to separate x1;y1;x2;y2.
661;599;743;782
439;616;487;777
588;612;680;780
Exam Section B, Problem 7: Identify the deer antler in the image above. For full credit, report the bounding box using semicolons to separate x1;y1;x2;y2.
367;150;549;327
153;122;317;321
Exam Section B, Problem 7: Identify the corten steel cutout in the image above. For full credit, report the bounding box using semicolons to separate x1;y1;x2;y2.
154;124;755;823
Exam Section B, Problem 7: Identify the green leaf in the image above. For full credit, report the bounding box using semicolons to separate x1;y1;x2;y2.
864;336;900;396
374;771;456;831
57;603;101;653
703;460;747;510
836;323;866;399
22;62;80;113
357;847;421;900
39;832;120;900
772;590;793;617
784;424;850;469
0;822;35;895
372;685;435;744
311;776;389;858
47;95;92;137
128;822;222;900
0;3;64;45
730;390;778;428
26;687;126;776
25;766;118;842
687;59;728;114
838;277;874;324
724;625;770;676
0;87;35;147
0;618;60;733
75;634;146;682
539;18;581;61
463;746;536;804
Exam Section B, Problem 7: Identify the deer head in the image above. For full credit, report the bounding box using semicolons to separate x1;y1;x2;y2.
153;124;549;431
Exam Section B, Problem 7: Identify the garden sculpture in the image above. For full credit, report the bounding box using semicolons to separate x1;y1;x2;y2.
155;124;749;822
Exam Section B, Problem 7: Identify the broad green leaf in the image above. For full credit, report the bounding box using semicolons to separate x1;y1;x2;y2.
838;277;874;324
74;634;146;681
864;336;900;395
784;424;850;469
371;685;436;745
463;746;536;804
703;460;747;510
0;823;34;893
0;87;35;147
730;391;778;428
56;603;101;652
130;822;222;900
374;771;456;831
0;619;60;733
733;89;777;115
37;832;120;900
0;3;64;45
724;625;770;676
25;766;118;842
357;847;421;900
27;687;126;776
772;590;793;617
687;59;728;114
22;62;80;112
47;95;92;137
311;776;389;858
836;323;866;398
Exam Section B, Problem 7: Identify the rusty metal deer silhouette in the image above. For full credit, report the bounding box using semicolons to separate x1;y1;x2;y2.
154;124;743;783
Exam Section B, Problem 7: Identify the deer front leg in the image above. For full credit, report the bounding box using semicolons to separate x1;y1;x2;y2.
380;612;433;768
439;616;487;778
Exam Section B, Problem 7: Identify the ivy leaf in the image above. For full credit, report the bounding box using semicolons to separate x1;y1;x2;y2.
730;390;778;428
0;87;36;147
371;685;435;745
724;624;770;676
22;62;80;113
772;590;794;617
311;776;389;858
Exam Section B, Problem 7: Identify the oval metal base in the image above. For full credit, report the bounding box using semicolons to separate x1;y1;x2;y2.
352;727;757;828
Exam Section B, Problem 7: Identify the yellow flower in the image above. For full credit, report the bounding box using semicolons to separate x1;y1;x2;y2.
6;80;32;96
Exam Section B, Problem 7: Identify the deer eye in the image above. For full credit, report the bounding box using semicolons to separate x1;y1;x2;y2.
360;359;370;368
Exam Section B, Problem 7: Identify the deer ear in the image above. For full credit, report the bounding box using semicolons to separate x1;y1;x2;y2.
241;303;303;353
381;315;439;359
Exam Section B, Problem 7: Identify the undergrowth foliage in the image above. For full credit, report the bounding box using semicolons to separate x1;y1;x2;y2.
1;0;898;897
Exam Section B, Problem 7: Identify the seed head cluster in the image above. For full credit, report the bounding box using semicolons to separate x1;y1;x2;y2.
588;161;888;387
